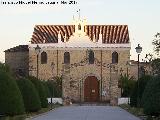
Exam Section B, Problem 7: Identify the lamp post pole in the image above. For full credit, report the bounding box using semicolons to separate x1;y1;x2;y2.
51;81;54;110
36;54;39;78
35;45;41;79
108;63;113;100
137;54;140;107
80;80;82;106
135;44;142;108
120;68;123;97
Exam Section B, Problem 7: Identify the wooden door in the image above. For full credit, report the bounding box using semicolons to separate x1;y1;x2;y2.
84;76;99;102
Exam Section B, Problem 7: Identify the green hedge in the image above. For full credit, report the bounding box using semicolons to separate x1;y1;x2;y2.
130;75;151;107
16;78;41;112
42;81;51;98
47;77;62;98
142;75;160;116
0;70;25;115
29;76;48;108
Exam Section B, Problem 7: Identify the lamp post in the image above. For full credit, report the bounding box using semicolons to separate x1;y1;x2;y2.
35;45;41;79
120;67;123;97
51;80;54;110
135;44;142;107
79;80;82;106
108;63;114;99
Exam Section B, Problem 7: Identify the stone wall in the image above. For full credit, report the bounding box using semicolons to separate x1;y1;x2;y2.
29;47;130;104
5;51;29;76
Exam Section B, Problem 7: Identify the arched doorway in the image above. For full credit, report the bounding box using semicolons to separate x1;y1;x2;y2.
84;76;99;102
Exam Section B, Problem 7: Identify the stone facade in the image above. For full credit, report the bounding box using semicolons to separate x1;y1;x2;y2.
28;47;130;104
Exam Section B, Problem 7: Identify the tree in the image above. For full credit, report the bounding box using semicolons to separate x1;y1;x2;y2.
46;80;54;98
130;75;151;107
0;69;25;115
16;78;41;112
138;75;152;107
119;74;136;97
130;82;138;107
151;58;160;75
46;76;62;98
142;75;160;116
0;62;11;73
42;81;51;98
53;76;62;97
29;76;48;108
153;33;160;56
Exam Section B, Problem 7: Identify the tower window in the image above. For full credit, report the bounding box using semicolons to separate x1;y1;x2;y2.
89;50;94;64
41;51;47;64
112;51;118;64
64;52;70;64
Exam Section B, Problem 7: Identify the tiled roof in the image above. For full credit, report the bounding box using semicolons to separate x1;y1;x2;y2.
4;45;29;52
31;25;129;44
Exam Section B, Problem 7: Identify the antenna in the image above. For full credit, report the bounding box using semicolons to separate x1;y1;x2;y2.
77;9;80;20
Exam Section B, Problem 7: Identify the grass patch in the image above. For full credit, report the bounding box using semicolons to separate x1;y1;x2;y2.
0;115;26;120
119;104;160;120
119;104;144;116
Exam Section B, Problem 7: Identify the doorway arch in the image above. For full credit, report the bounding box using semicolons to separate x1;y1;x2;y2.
84;76;99;102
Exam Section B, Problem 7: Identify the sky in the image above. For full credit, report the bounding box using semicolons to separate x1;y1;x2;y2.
0;0;160;62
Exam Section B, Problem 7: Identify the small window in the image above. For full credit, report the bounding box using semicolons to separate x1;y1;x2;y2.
78;24;81;30
64;52;70;64
112;51;118;64
89;50;94;64
41;51;47;64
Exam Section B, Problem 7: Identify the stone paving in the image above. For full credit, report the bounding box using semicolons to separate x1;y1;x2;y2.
32;106;141;120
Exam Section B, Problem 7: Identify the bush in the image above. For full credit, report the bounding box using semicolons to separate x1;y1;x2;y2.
42;81;51;98
47;80;54;98
138;75;152;106
130;82;138;107
0;63;10;73
29;76;48;108
47;77;62;98
119;74;136;97
130;75;151;107
142;75;160;116
16;78;41;112
51;76;62;97
0;70;25;115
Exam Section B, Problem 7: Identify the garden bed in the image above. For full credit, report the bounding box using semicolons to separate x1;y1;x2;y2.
119;104;160;120
0;104;62;120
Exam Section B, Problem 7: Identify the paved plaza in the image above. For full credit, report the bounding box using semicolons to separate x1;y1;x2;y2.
32;106;141;120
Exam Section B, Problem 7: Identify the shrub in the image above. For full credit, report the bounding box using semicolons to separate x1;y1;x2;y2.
47;77;62;98
142;75;160;116
42;81;51;98
119;74;136;97
138;75;152;106
130;82;138;107
0;63;10;73
16;78;41;112
47;80;54;98
29;76;48;108
130;75;151;107
51;76;62;97
0;70;25;115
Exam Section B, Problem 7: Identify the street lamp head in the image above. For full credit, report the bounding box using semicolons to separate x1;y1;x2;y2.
35;45;41;55
135;44;142;54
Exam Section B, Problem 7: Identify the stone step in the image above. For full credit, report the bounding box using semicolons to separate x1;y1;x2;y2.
72;102;110;106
